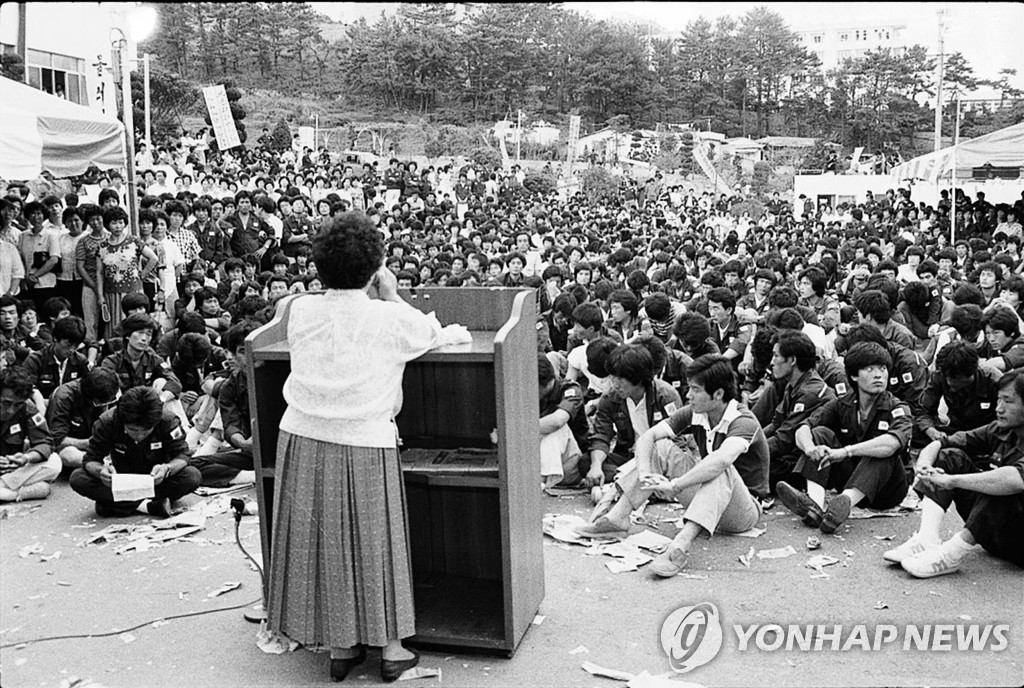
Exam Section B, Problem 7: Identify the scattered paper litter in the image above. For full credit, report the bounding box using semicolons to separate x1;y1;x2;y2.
679;573;709;580
756;545;797;560
733;526;766;538
152;620;170;628
624;530;673;553
542;513;593;544
60;677;111;688
806;554;840;569
849;507;909;520
18;542;44;558
958;614;972;621
874;601;889;610
207;581;242;598
806;536;822;550
738;546;755;567
544;486;590;498
256;622;299;654
872;534;896;541
56;581;72;587
532;614;546;626
606;560;639;574
15;657;27;667
581;661;635;682
397;667;441;681
119;632;136;644
569;645;590;655
40;551;62;562
928;591;942;597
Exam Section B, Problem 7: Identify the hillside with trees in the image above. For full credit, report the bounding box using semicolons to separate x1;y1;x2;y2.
138;2;1022;154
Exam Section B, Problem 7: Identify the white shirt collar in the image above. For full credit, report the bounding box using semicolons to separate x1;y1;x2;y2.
692;398;743;436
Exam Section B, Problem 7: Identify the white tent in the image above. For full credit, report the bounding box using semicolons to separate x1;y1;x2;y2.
891;121;1024;183
0;75;125;181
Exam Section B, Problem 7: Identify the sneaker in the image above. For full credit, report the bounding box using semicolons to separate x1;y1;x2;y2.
776;481;823;527
901;545;965;578
573;516;630;539
819;494;851;534
883;534;939;564
16;483;51;501
649;548;689;578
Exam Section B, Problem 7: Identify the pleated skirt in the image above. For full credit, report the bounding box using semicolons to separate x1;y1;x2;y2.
267;431;416;648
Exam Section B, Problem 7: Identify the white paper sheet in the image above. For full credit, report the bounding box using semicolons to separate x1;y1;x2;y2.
111;474;155;502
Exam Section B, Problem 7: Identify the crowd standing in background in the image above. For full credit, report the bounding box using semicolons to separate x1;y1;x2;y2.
1;132;1022;581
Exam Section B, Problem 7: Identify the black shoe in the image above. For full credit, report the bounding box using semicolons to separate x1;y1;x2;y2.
381;649;419;683
329;646;366;682
776;481;822;527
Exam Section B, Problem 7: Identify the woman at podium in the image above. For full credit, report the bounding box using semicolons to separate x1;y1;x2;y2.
267;212;468;682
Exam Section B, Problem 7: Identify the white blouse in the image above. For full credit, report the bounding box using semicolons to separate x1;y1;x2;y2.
281;289;455;448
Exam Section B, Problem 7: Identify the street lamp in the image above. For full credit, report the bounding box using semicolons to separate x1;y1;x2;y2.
110;4;157;236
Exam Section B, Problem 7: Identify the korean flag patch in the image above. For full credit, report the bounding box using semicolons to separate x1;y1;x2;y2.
836;383;847;395
890;377;899;386
665;402;678;415
170;426;184;440
980;402;991;410
564;387;577;398
878;420;890;431
793;403;805;413
150;441;163;450
902;372;914;384
31;413;45;427
9;424;21;435
891;407;906;418
653;411;664;421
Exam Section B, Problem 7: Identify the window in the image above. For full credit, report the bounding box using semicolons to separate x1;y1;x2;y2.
22;46;89;105
813;34;822;44
839;31;849;42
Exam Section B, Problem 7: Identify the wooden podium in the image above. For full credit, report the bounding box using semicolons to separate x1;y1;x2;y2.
246;287;544;656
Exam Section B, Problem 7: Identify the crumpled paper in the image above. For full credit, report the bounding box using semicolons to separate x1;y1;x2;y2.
256;622;300;654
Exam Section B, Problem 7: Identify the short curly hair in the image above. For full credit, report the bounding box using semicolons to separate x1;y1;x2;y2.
312;212;384;290
117;386;163;428
0;367;34;400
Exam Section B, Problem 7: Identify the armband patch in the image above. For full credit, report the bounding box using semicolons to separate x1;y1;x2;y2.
889;377;899;386
150;441;163;450
665;402;678;415
793;403;805;413
9;423;21;434
835;383;847;395
564;388;577;398
901;372;914;383
170;426;184;440
891;407;906;418
31;413;45;426
653;411;664;421
980;402;991;410
878;420;890;431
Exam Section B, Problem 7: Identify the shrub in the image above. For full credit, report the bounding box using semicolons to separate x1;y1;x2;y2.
523;170;557;197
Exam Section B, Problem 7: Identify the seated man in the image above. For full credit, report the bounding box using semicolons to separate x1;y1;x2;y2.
762;330;836;493
777;342;911;534
537;353;587;488
582;340;683;488
978;306;1024;373
169;332;229;442
21;315;91;404
576;354;768;578
843;323;928;414
46;368;121;470
190;321;258;487
100;312;183;412
885;370;1024;576
915;340;1000;446
0;368;61;502
69;386;201;517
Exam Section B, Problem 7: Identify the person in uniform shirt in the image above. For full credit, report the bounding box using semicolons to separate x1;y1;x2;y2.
978;306;1024;373
69;386;200;518
915;340;1000;446
46;368;120;470
706;287;752;372
737;268;776;320
797;266;841;334
20;315;91;403
538;353;587;488
885;369;1024;577
778;342;911;534
190;320;258;487
576;354;768;578
843;324;927;415
762;330;836;494
582;340;683;488
0;367;60;502
99;313;182;403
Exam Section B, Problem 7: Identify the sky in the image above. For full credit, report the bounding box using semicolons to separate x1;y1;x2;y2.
314;2;1024;100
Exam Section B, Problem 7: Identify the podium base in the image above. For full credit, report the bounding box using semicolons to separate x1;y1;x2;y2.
244;603;268;623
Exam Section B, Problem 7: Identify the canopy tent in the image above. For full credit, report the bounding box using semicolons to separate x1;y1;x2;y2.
891;121;1024;183
0;75;125;181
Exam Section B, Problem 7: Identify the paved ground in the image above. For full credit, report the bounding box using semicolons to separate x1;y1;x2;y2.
1;478;1021;688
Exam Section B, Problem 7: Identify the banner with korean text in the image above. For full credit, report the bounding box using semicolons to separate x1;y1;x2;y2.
202;84;240;150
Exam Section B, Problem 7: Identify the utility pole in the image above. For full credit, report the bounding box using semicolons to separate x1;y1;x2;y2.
17;3;27;82
143;53;151;149
934;7;946;152
516;109;522;165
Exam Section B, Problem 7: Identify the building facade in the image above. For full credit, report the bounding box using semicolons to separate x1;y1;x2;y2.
797;22;908;70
